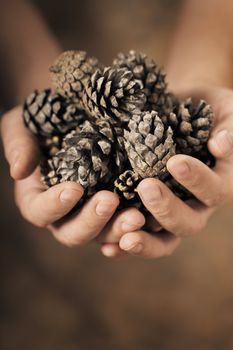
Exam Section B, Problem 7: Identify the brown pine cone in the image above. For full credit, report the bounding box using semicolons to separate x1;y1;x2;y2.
114;170;141;200
113;50;174;116
23;89;86;137
41;157;61;187
82;67;146;125
50;50;100;105
41;120;127;195
124;111;176;178
162;98;213;155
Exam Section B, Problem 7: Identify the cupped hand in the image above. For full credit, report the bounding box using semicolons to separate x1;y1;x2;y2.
100;86;233;258
0;106;125;246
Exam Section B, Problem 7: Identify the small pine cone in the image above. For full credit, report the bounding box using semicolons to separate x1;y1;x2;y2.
50;50;100;105
124;111;176;178
23;89;86;137
162;98;213;155
82;67;146;125
41;157;61;187
114;170;141;200
42;120;126;194
113;50;173;115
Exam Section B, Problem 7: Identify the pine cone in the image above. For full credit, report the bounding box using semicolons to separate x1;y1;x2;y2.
124;111;176;178
50;50;100;105
82;67;146;125
162;98;213;155
23;89;86;137
42;120;127;195
41;157;61;187
113;50;174;115
114;170;140;200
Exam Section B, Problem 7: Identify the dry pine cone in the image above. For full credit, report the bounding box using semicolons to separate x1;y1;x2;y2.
113;50;174;116
162;98;213;155
42;120;127;195
82;67;146;125
50;50;100;106
124;111;176;179
23;89;86;137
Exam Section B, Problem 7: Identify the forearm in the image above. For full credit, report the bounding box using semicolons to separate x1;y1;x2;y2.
167;0;233;90
1;0;61;104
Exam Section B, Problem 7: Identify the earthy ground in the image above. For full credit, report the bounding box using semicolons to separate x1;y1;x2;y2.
1;1;233;349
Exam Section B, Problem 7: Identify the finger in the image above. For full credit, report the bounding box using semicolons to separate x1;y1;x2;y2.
1;106;40;179
50;191;119;247
207;89;233;158
100;243;127;258
167;155;224;207
208;129;233;158
119;231;181;258
97;207;145;243
15;168;84;227
137;178;210;237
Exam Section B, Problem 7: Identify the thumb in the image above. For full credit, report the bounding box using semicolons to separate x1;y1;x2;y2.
1;106;40;179
207;88;233;159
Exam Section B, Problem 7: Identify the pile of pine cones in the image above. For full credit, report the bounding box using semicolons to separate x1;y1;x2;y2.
23;50;214;210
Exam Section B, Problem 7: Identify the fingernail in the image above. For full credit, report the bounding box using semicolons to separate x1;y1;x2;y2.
214;129;233;155
10;160;21;177
169;160;190;178
10;152;20;175
96;201;116;217
122;242;143;254
101;245;117;257
139;183;162;203
60;189;80;203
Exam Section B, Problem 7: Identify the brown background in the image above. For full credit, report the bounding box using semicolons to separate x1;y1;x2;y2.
1;1;233;349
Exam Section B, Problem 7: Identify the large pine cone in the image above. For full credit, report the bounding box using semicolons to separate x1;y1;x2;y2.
23;89;86;137
124;111;176;178
162;98;213;155
82;67;146;125
113;50;174;115
50;50;100;105
42;120;127;195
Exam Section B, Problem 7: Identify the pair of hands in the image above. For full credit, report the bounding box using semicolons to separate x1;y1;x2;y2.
1;86;233;258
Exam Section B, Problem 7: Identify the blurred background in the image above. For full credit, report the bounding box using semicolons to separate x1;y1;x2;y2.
1;1;233;349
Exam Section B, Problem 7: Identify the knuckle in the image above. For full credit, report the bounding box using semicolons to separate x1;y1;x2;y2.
155;201;172;219
188;171;201;189
205;191;225;208
84;218;99;233
52;230;86;248
164;246;175;257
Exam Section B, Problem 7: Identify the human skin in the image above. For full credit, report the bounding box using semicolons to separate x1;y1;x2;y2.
2;0;233;254
0;0;144;247
99;0;233;257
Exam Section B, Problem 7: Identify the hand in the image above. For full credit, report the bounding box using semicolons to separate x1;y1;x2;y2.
1;106;121;247
99;86;233;258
